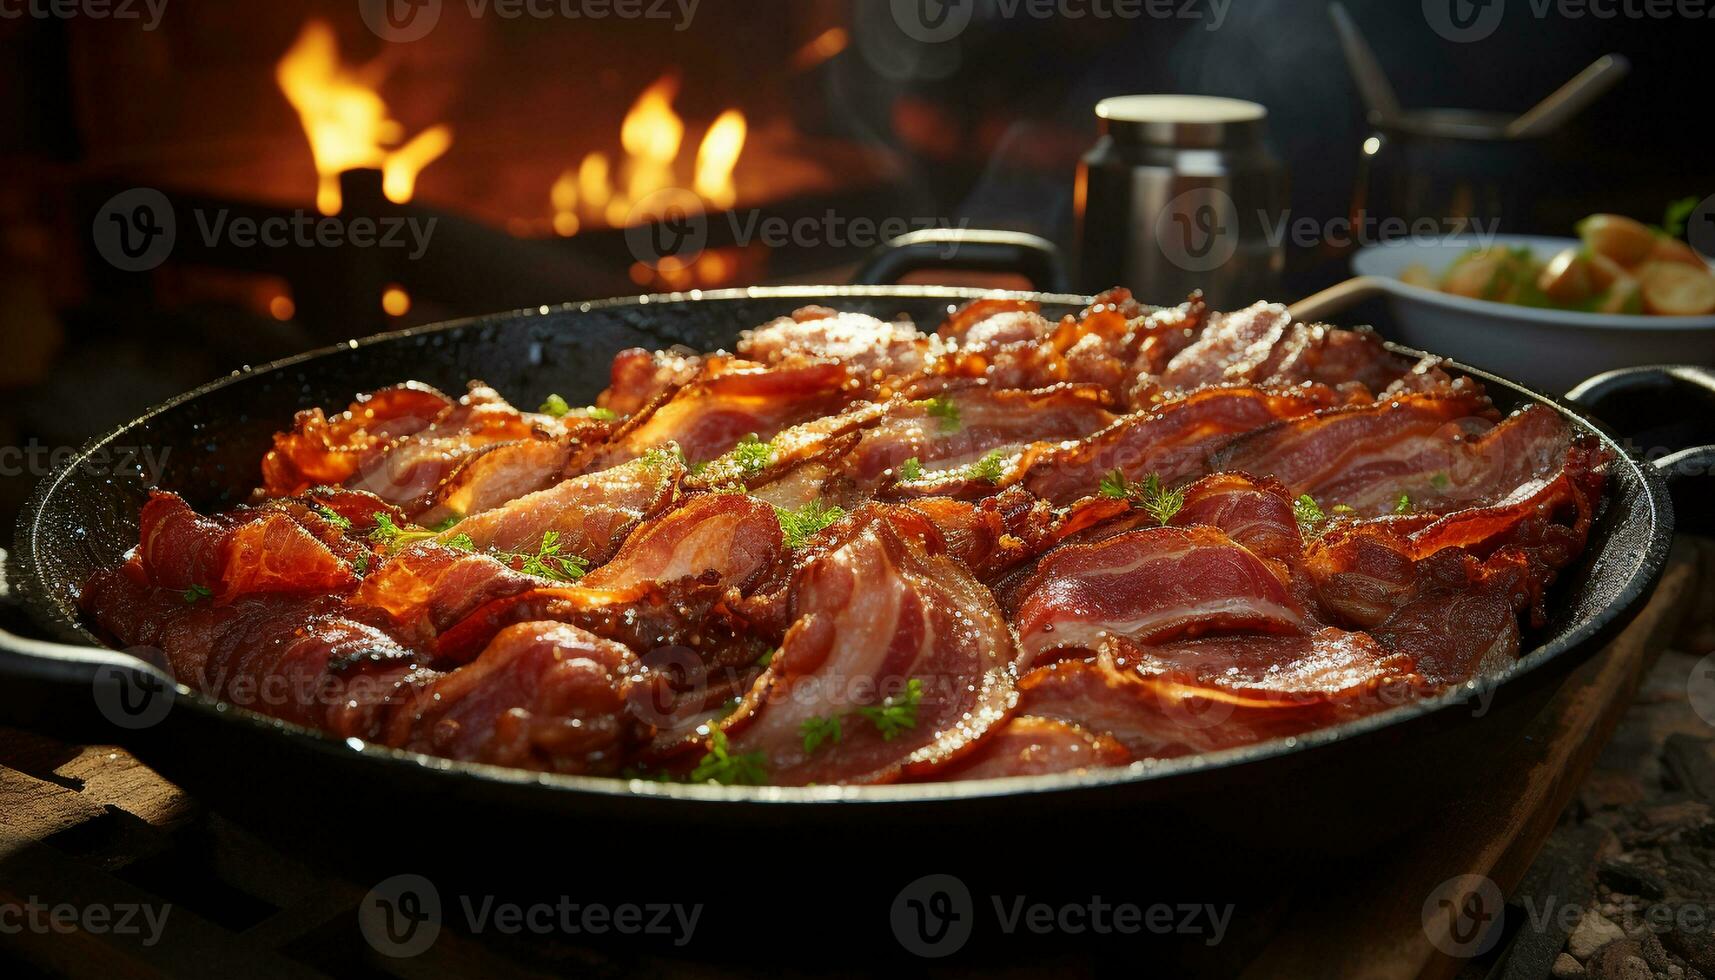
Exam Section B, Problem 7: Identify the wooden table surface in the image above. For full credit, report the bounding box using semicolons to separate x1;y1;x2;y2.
4;540;1714;979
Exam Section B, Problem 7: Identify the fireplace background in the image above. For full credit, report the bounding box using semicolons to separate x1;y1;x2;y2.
1;0;1708;526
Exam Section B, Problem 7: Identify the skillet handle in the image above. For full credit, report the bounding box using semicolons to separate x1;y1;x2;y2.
1566;365;1715;534
853;229;1068;293
0;548;180;739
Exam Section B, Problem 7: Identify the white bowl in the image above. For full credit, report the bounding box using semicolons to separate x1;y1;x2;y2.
1350;235;1715;393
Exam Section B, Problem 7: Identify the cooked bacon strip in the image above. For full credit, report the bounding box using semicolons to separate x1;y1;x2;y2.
738;308;929;387
1016;629;1424;759
137;491;358;601
435;451;683;562
383;621;639;775
262;382;453;494
80;569;426;739
931;717;1129;781
350;545;542;648
685;401;892;495
902;489;1056;583
1023;385;1340;506
598;347;703;417
579;493;783;592
589;358;857;468
413;416;614;527
717;506;1016;785
1010;525;1309;671
1209;390;1506;515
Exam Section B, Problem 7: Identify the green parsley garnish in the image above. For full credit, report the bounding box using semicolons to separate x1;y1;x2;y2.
775;499;846;549
311;504;351;530
587;406;620;422
688;729;768;786
922;396;961;432
368;512;445;552
800;715;843;754
181;583;213;604
430;515;464;532
443;533;476;553
1100;470;1187;525
1294;494;1326;528
1429;472;1452;491
507;530;588;582
755;648;777;668
640;445;685;471
966;450;1007;484
352;553;369;576
856;678;923;741
539;393;572;418
1394;492;1414;515
899;457;924;482
731;434;775;477
1331;504;1357;516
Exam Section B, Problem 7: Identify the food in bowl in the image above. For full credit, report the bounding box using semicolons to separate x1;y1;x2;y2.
1402;210;1715;316
79;290;1609;785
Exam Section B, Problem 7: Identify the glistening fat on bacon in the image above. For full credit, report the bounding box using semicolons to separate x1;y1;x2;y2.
78;289;1613;784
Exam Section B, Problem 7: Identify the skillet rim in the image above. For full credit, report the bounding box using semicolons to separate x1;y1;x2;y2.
8;285;1676;805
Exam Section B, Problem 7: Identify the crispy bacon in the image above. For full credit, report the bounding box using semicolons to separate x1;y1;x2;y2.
384;621;639;775
80;290;1617;784
1023;385;1339;506
717;506;1016;785
931;716;1130;781
1010;525;1310;670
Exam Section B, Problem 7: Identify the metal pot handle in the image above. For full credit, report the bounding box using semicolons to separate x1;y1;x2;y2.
0;547;180;737
853;229;1068;293
1566;365;1715;533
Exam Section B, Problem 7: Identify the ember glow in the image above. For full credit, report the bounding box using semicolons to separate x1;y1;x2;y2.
275;20;452;215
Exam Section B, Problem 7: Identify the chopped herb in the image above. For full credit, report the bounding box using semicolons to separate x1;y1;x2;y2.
775;499;846;549
1429;471;1452;491
311;504;351;530
443;533;476;553
1136;474;1187;526
967;450;1006;484
1099;469;1131;501
640;445;685;471
1331;504;1357;516
688;729;768;786
369;512;451;552
800;715;843;754
856;678;923;741
587;407;620;422
1098;471;1186;524
431;515;464;532
716;697;742;719
1394;492;1414;515
899;457;924;482
731;434;775;477
755;648;777;668
1294;494;1327;528
509;530;588;582
352;553;370;576
539;393;572;418
181;583;213;604
923;396;961;432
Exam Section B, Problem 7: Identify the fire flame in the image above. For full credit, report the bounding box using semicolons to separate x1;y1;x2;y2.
549;74;746;235
276;20;452;215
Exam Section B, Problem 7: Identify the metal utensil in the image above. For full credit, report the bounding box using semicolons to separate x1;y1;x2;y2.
1506;54;1631;139
1329;3;1401;124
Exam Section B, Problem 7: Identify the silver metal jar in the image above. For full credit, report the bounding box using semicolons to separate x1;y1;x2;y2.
1075;95;1288;309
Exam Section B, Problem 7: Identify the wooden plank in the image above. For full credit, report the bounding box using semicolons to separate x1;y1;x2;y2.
1239;541;1705;980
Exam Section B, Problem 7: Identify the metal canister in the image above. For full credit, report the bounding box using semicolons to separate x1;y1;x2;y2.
1075;95;1287;309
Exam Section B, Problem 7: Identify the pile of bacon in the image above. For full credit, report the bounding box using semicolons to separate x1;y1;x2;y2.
80;290;1610;785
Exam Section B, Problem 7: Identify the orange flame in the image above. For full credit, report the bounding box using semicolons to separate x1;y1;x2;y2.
694;109;747;210
276;20;451;214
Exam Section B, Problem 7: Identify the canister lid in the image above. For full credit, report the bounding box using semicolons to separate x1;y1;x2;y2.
1096;95;1268;149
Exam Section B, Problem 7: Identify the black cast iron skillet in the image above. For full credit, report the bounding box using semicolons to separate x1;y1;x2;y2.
5;270;1715;956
